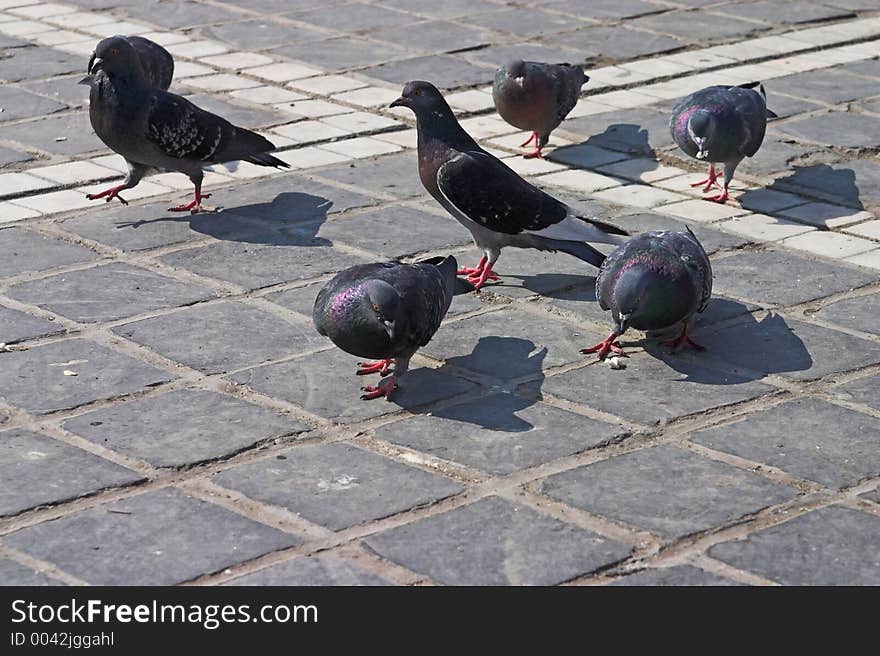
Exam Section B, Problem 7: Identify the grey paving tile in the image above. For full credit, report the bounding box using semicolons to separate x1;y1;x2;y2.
184;94;287;129
369;20;492;54
693;397;880;489
715;0;853;24
21;75;90;110
313;153;425;198
63;389;308;468
736;137;814;177
468;8;578;38
606;211;748;254
0;306;64;344
814;292;880;337
230;348;478;424
273;37;408;72
770;69;880;106
114;301;321;374
0;46;83;83
359;55;495;89
0;145;34;168
628;10;769;41
467;43;587;70
0;227;101;279
830;373;880;412
364;496;632;585
774;112;880;149
228;554;391;585
561;108;674;156
0;86;67;123
292;2;414;32
2;488;300;585
377;0;499;19
542;0;664;20
214;442;462;530
709;505;880;585
0;338;173;415
0;558;62;586
121;0;243;29
374;393;626;474
201;19;325;50
541;445;799;537
0;112;104;157
0;428;142;516
609;564;741;586
552;26;684;61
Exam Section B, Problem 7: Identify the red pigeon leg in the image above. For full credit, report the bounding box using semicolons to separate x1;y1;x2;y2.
523;146;544;159
86;184;130;205
360;376;398;401
457;255;487;277
466;262;500;290
580;332;625;359
690;164;721;192
356;359;395;377
169;183;211;214
662;324;706;353
708;183;732;204
519;131;538;147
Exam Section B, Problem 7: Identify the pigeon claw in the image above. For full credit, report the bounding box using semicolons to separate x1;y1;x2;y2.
523;147;544;160
356;359;395;377
690;164;721;192
360;376;398;401
519;131;539;148
662;326;706;353
708;190;732;204
86;185;129;205
580;333;625;360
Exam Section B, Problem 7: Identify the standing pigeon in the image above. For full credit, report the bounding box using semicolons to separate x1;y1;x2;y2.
313;256;457;401
582;229;712;359
82;35;288;213
670;82;777;204
493;59;589;159
84;35;174;90
390;81;627;291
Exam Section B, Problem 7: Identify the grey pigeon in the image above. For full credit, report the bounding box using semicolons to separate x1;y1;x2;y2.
390;81;627;291
582;228;712;359
670;82;777;204
313;256;458;401
81;35;288;213
86;35;174;90
493;59;588;159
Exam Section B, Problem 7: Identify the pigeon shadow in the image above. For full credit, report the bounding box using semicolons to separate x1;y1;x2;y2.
641;306;812;384
399;336;546;432
114;192;333;246
760;163;864;211
550;122;661;167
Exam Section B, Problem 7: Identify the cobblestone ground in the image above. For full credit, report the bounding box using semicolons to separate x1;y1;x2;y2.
1;0;879;586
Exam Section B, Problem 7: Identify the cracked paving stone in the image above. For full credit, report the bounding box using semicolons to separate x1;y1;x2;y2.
0;305;63;343
2;488;301;585
608;564;741;586
710;249;876;307
541;445;799;538
364;496;632;585
0;558;62;586
374;393;626;475
63;389;309;468
0;227;101;279
709;505;880;585
213;442;463;530
230;347;478;424
227;554;391;585
692;397;880;489
0;338;172;415
830;373;880;412
813;292;880;337
6;262;215;323
0;428;143;516
113;301;322;375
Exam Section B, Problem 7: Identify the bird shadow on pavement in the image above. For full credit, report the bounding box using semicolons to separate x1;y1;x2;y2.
642;306;812;384
115;192;333;246
549;122;660;165
756;163;864;212
398;336;546;431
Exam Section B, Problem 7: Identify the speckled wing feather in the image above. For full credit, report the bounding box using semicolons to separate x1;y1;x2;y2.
378;261;454;348
670;228;712;312
728;87;767;157
553;64;585;122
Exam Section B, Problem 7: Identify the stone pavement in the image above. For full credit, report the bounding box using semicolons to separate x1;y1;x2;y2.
1;0;879;586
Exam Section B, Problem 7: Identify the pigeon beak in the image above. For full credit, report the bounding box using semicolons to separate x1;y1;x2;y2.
88;56;103;74
389;97;407;109
78;75;93;86
694;137;708;159
383;319;395;340
618;313;631;332
514;76;525;87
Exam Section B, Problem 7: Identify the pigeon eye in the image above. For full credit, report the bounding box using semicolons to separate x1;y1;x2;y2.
413;89;422;96
372;303;381;313
110;48;119;56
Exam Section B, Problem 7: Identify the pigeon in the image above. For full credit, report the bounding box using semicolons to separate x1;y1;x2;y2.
390;80;627;291
313;256;458;401
81;35;288;213
493;59;589;159
670;82;778;204
581;228;712;359
86;35;174;90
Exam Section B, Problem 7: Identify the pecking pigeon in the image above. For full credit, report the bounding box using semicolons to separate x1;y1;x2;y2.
581;228;712;359
85;35;174;91
81;35;288;213
313;256;458;401
670;82;778;204
390;80;627;291
493;59;589;159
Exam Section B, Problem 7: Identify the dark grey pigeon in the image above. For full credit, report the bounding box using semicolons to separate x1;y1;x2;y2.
86;35;174;91
493;59;588;159
81;35;288;213
670;82;777;204
390;80;627;291
313;256;458;401
582;229;712;359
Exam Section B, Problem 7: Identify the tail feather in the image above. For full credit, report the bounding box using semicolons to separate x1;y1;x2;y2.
244;152;290;168
534;236;607;269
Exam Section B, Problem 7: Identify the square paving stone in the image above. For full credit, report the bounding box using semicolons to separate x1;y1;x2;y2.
114;301;321;374
359;55;494;89
230;348;478;424
830;373;880;412
814;293;879;337
714;0;853;24
0;112;104;156
214;442;462;530
608;564;740;586
369;20;492;54
313;153;425;199
421;308;584;380
374;393;626;474
737;137;814;177
561;108;675;156
7;262;215;323
378;0;499;18
202;19;324;50
765;161;867;208
629;10;769;41
121;0;243;29
541;445;798;538
0;227;101;279
22;75;90;110
0;46;83;82
709;505;880;585
0;86;67;122
695;314;880;382
63;389;309;468
769;69;880;106
227;554;391;585
2;488;301;585
183;94;286;130
0;558;62;586
710;249;876;307
0;428;142;516
273;37;409;72
0;305;63;343
775;112;880;149
0;338;172;414
606;211;748;254
533;351;774;425
468;8;576;37
691;397;880;489
364;495;632;585
552;26;684;61
0;145;34;167
542;0;663;20
292;2;412;32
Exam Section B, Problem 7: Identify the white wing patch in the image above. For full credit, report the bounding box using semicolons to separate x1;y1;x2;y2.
530;210;625;245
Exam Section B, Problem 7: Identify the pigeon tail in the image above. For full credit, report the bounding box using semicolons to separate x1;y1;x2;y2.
244;152;289;168
534;236;607;268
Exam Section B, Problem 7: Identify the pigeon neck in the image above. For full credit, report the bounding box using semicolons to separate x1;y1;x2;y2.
415;102;478;152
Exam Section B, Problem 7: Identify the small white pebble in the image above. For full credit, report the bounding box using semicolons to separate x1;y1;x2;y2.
607;356;625;370
63;369;78;376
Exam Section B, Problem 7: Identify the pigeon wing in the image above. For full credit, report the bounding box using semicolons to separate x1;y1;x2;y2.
146;92;234;163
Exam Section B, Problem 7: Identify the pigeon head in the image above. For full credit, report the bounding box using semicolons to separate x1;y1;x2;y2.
89;36;141;77
504;59;527;84
612;258;693;333
362;279;401;341
687;109;716;159
390;81;449;115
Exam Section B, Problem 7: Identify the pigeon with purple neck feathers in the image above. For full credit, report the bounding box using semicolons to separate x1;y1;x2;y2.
493;59;589;159
670;82;777;204
581;228;712;359
82;35;288;213
313;256;457;401
390;80;627;291
85;35;174;91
